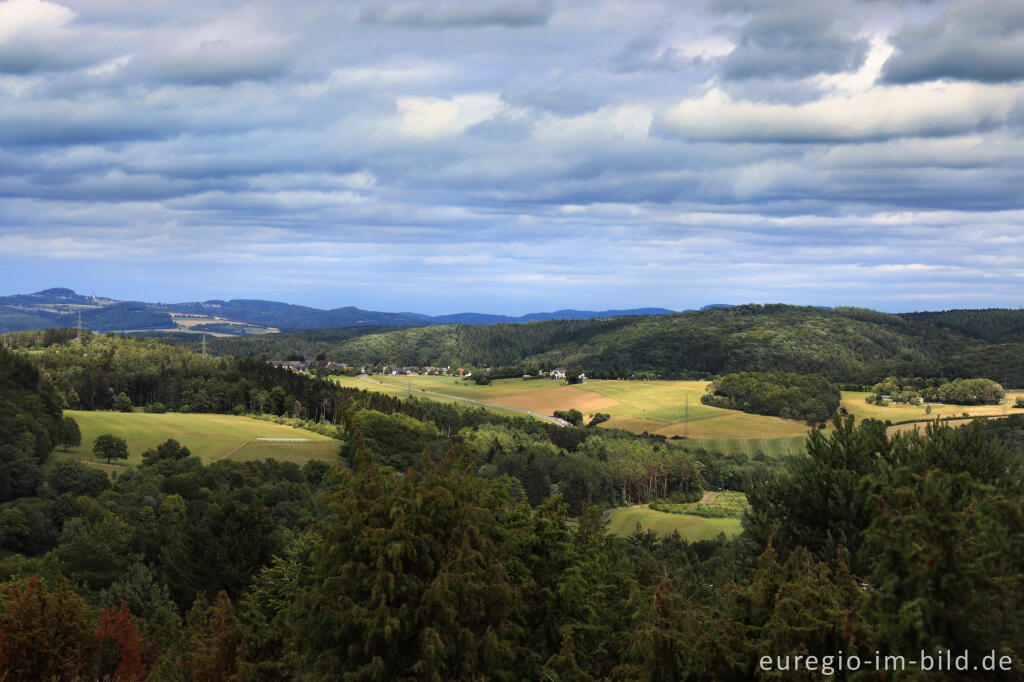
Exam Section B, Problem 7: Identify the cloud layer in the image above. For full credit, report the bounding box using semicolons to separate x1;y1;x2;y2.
1;0;1023;313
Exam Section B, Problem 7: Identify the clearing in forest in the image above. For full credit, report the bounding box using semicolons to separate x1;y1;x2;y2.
59;410;339;470
603;506;743;541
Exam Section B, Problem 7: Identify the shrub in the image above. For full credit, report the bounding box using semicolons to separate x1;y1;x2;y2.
144;402;167;414
112;392;133;413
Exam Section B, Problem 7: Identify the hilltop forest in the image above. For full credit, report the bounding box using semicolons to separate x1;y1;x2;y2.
4;331;1024;678
166;304;1024;386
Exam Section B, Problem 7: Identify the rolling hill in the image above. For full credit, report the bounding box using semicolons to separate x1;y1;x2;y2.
0;287;676;334
223;304;1024;385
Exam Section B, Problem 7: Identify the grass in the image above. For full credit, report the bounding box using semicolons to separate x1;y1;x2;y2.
329;375;527;419
359;376;814;455
339;375;1021;458
840;390;1023;424
59;410;340;472
604;506;743;541
654;491;749;517
343;375;814;455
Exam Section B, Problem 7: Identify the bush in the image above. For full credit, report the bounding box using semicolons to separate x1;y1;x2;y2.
112;392;133;413
144;402;167;414
1015;397;1024;409
552;409;583;426
923;378;1004;406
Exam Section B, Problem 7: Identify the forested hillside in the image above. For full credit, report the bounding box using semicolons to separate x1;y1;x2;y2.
901;308;1024;343
281;304;992;382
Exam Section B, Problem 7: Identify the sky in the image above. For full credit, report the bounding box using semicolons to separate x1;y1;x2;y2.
1;0;1023;314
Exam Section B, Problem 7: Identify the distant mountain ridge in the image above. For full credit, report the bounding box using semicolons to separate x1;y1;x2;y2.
0;288;678;334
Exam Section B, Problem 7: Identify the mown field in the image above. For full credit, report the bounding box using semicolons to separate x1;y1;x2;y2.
355;375;1022;456
840;390;1023;423
604;506;743;541
59;410;339;471
329;375;530;419
367;376;813;455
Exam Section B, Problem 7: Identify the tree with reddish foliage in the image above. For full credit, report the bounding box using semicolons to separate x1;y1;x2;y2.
94;601;148;681
0;575;94;681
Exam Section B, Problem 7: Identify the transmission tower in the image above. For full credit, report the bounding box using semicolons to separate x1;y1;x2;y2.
684;394;690;439
201;332;207;359
76;310;83;345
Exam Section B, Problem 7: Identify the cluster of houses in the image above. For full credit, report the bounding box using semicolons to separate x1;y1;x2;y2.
269;359;361;373
268;358;587;382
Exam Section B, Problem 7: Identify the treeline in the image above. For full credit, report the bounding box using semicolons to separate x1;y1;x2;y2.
870;376;1006;405
21;334;506;433
0;327;92;349
702;371;841;425
158;325;392;359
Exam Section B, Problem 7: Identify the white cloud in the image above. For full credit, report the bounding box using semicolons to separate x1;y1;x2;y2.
657;81;1024;143
0;0;74;45
393;93;508;138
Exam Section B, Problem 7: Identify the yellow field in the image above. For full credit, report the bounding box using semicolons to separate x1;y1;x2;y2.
337;375;1021;457
330;375;530;419
840;390;1023;423
59;410;339;471
366;376;812;454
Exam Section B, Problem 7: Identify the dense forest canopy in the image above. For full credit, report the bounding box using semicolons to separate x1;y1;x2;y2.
701;371;841;425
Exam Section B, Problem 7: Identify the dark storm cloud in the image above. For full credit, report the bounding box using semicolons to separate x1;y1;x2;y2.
882;0;1024;83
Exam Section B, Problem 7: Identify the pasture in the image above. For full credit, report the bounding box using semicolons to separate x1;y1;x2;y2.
59;410;339;471
365;376;813;455
840;390;1023;424
654;491;749;517
330;375;530;419
604;506;743;541
351;375;1023;456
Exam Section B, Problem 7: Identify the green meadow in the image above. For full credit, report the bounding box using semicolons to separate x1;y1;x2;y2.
59;410;339;471
604;506;743;541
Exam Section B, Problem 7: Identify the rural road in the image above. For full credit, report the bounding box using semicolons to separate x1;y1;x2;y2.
701;491;719;505
357;374;566;426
